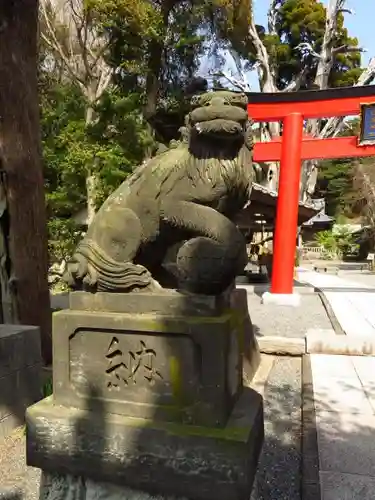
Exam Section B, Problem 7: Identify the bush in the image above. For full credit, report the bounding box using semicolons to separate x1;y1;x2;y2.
314;228;358;258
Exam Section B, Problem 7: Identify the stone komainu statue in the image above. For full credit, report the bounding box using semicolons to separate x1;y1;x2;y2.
64;89;254;295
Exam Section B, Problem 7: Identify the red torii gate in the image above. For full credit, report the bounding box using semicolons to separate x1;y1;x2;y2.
247;85;375;304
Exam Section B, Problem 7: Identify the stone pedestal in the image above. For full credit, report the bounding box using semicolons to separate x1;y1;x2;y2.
26;288;263;500
261;291;301;307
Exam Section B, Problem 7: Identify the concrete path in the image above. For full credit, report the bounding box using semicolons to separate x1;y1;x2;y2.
309;354;375;499
298;269;375;337
298;269;375;498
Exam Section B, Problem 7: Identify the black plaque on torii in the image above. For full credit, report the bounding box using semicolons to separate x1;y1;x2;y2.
359;102;375;146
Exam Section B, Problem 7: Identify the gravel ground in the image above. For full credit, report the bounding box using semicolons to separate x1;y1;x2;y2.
0;428;40;500
251;357;302;500
244;290;332;338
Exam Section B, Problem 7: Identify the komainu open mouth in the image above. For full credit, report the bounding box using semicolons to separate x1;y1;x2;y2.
194;119;243;136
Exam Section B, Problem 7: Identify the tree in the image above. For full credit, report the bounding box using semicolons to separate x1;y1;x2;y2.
40;0;117;225
316;158;357;217
353;158;375;229
39;71;153;266
90;0;236;144
0;0;52;363
315;119;373;221
213;0;375;198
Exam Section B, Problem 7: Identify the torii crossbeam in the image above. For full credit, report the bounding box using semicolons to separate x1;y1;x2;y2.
247;85;375;302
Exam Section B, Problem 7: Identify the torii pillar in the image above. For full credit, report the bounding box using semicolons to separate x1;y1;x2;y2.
262;113;303;306
248;84;375;306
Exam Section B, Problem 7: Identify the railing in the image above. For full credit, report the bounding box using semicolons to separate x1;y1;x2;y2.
300;245;337;259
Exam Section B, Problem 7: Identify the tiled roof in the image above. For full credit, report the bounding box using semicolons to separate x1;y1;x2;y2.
250;183;318;211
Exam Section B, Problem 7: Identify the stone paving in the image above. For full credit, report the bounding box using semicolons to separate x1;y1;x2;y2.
310;354;375;499
298;268;375;337
299;267;375;498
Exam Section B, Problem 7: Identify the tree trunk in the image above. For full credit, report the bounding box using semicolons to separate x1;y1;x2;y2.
0;0;52;364
85;105;98;226
85;172;97;226
142;1;175;159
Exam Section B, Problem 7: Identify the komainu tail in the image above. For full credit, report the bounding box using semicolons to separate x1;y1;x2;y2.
64;239;160;293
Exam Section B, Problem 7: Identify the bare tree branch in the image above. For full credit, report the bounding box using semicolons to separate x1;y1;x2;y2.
339;8;355;15
96;64;114;100
314;0;345;90
355;57;375;86
40;0;116;225
224;0;372;198
319;57;375;139
267;0;279;35
69;0;93;78
281;66;309;92
302;0;370;198
247;8;277;93
332;44;367;55
212;70;250;92
40;1;86;85
40;0;114;104
296;42;322;60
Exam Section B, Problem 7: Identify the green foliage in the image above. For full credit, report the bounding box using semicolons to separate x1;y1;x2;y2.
90;0;231;142
315;230;338;251
316;158;357;217
89;89;154;203
39;0;369;272
314;228;359;257
315;120;365;219
43;376;53;398
274;0;362;89
214;0;363;91
47;218;84;265
40;77;153;266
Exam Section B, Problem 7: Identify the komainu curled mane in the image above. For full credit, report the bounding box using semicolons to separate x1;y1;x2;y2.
64;89;254;295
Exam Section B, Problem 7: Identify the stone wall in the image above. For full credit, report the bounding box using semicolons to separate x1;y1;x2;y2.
0;325;43;439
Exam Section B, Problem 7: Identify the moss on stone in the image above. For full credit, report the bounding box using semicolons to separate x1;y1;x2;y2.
30;397;251;443
119;312;233;334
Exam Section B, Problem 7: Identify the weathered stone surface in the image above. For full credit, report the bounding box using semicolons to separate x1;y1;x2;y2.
0;489;22;500
230;289;260;383
39;472;188;500
257;336;306;356
52;302;243;427
261;291;301;307
64;87;254;296
27;388;264;500
0;364;42;420
69;288;233;316
28;286;263;499
0;325;41;377
0;325;42;439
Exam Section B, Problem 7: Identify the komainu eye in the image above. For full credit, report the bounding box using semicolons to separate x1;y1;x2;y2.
229;93;248;109
190;96;200;107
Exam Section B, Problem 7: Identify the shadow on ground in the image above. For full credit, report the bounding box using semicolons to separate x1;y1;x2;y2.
6;287;374;500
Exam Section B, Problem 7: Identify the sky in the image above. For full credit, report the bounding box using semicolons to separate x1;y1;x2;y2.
202;1;375;92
